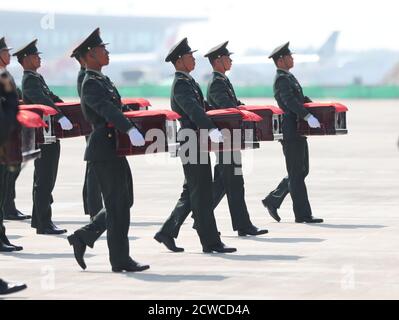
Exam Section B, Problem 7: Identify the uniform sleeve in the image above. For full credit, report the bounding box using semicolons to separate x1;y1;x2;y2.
23;76;64;121
83;79;133;133
174;79;216;130
209;79;237;108
276;77;310;120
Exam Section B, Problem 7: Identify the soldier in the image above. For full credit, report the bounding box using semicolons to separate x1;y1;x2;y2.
155;38;237;254
0;65;24;251
261;42;323;224
13;39;74;234
66;28;150;273
205;41;268;235
70;49;103;220
0;37;31;221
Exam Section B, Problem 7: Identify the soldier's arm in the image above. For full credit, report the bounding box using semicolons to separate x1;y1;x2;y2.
174;79;216;130
209;79;237;108
83;79;133;133
277;77;310;120
304;96;312;103
16;87;22;100
49;91;64;103
23;76;63;120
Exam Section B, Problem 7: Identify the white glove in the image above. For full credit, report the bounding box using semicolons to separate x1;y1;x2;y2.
209;129;224;143
307;115;321;128
128;127;145;146
58;116;73;130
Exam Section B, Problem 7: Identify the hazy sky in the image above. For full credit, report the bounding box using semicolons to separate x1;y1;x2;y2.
1;0;397;52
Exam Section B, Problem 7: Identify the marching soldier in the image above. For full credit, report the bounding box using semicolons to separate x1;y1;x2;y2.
66;28;150;273
13;39;73;234
0;37;31;221
0;62;24;251
70;49;103;220
262;42;323;223
205;41;268;236
155;38;237;254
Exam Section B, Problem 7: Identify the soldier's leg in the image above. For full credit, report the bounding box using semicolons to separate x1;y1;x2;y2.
219;151;252;230
212;152;227;208
263;141;290;208
183;159;221;248
93;157;132;268
2;163;20;216
74;208;107;248
159;179;191;238
31;141;60;230
0;165;6;237
282;138;312;220
82;136;103;218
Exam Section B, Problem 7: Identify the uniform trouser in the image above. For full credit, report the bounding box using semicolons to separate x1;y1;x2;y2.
82;136;103;217
0;163;21;218
160;154;221;247
75;157;133;268
160;151;252;238
266;137;312;219
31;141;60;230
0;165;6;240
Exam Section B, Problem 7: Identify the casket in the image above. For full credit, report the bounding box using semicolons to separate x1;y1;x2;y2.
238;105;283;141
298;102;348;136
18;104;58;144
113;109;181;157
199;108;262;153
121;98;151;111
53;102;92;139
0;110;46;165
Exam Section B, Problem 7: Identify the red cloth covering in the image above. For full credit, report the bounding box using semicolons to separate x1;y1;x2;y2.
19;104;58;116
206;108;262;122
304;102;348;113
239;105;284;115
122;98;151;108
17;110;47;128
55;102;81;107
123;109;181;121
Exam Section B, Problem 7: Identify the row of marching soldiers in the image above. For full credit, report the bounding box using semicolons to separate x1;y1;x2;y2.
0;27;324;284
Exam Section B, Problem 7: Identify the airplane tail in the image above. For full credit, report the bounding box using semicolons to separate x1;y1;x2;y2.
318;31;340;59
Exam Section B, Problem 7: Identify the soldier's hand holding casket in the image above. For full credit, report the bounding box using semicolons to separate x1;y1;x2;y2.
58;116;73;130
128;127;145;146
209;128;224;143
306;115;321;128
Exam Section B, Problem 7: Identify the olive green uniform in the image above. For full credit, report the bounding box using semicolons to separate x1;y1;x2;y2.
21;70;64;231
159;71;221;247
77;67;103;218
264;69;313;220
72;69;135;268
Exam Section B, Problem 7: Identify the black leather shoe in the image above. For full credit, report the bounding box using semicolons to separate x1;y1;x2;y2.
0;234;23;251
154;232;184;253
0;279;27;295
67;234;87;270
37;224;67;235
203;242;237;254
238;225;269;237
112;259;150;273
295;216;324;224
262;198;281;222
4;210;32;221
0;240;16;252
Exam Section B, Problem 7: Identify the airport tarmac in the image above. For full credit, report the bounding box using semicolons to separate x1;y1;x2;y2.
1;98;398;300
